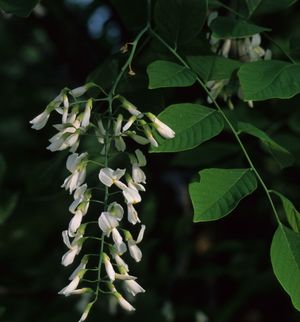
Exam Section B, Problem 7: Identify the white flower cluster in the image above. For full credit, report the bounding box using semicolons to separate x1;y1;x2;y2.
206;12;272;108
30;86;175;321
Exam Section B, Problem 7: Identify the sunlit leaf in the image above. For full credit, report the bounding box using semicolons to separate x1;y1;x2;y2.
147;60;197;89
187;55;242;82
238;60;300;101
271;224;300;311
189;168;257;222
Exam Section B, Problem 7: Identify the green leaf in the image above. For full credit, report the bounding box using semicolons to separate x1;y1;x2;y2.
150;103;224;153
272;191;300;233
189;168;257;222
154;0;207;46
0;193;18;225
209;17;270;39
0;0;39;17
238;122;294;168
147;60;197;89
238;60;300;101
246;0;298;16
187;55;242;82
271;224;300;311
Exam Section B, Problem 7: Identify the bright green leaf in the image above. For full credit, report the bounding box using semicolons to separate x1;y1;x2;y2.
238;122;294;168
147;60;197;89
150;103;224;153
238;60;300;101
189;168;257;222
272;191;300;233
154;0;207;46
210;17;270;39
0;0;39;17
187;55;242;82
271;224;300;311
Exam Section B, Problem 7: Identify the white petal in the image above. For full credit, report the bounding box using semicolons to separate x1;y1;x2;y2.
62;248;78;266
122;187;141;204
116;294;136;311
30;110;50;130
132;165;146;184
98;212;119;234
124;280;145;296
114;254;129;272
66;153;79;172
58;275;80;296
251;33;261;47
103;254;115;281
127;204;140;225
112;228;127;254
128;242;142;262
108;202;124;220
69;211;83;236
99;168;115;187
115;136;126;152
135;149;146;166
136;224;146;244
62;230;72;249
69;85;88;97
128;132;150;145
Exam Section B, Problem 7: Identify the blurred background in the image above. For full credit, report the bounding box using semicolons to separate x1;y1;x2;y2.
1;1;300;321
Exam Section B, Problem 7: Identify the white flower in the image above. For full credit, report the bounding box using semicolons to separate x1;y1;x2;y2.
127;203;140;225
130;149;146;184
81;99;93;128
122;186;141;204
114;114;126;152
123;115;137;132
47;123;80;152
96;119;106;144
30;109;50;130
112;253;129;272
103;253;116;281
127;132;150;145
124;280;145;296
126;225;145;262
99;168;126;187
98;204;127;253
140;121;159;147
69;84;90;98
62;153;88;194
58;275;81;296
146;113;175;139
61;230;83;266
221;39;231;58
69;256;88;280
69;184;90;214
78;302;94;322
114;292;136;311
120;97;142;117
68;210;83;237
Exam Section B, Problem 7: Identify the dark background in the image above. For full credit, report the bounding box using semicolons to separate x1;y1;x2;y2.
1;1;300;321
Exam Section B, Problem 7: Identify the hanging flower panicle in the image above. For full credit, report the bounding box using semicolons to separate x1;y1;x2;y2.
30;85;175;321
206;11;272;108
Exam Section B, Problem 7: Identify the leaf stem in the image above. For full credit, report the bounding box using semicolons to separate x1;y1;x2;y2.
150;29;280;223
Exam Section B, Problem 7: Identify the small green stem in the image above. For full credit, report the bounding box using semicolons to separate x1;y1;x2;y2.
150;29;280;223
